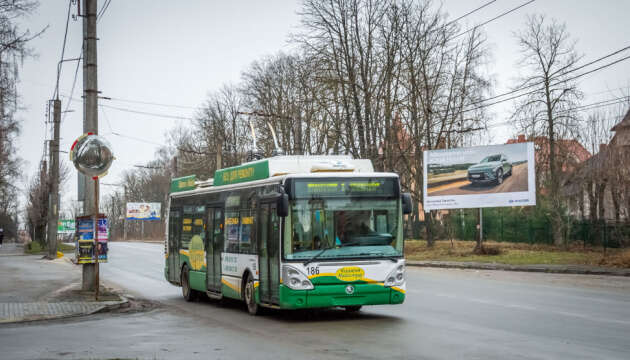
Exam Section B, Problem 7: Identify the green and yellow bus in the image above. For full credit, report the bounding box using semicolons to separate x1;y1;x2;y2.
165;155;412;315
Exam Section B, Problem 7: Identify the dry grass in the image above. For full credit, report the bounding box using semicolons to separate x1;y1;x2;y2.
405;240;630;268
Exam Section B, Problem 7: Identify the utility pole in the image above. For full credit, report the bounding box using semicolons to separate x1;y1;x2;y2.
46;99;61;259
81;0;98;291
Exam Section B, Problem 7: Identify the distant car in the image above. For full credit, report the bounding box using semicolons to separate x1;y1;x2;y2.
467;154;512;185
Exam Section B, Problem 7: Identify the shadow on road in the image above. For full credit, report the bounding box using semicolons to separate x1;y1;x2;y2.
195;295;403;323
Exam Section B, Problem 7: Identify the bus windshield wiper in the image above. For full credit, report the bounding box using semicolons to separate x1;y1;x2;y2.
303;245;333;266
355;252;399;262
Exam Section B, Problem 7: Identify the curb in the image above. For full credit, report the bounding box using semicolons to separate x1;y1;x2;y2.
406;260;630;277
0;297;129;325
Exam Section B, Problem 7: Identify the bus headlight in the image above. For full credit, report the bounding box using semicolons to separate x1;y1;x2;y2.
282;265;314;290
384;264;405;287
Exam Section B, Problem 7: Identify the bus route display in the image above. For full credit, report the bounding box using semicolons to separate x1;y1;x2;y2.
293;178;397;198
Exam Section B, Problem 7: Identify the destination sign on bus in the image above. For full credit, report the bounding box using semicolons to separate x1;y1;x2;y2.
293;178;396;198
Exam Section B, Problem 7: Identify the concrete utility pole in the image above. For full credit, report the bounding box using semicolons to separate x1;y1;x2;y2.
81;0;98;291
46;99;61;259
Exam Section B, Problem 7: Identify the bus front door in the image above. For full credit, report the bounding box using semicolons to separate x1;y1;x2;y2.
168;208;181;283
259;202;280;304
206;207;223;293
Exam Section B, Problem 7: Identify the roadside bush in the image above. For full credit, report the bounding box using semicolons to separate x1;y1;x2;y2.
25;241;42;254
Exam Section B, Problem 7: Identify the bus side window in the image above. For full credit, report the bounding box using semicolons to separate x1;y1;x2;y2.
225;211;240;253
239;209;255;254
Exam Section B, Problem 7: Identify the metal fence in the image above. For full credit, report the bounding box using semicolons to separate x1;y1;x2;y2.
414;209;630;247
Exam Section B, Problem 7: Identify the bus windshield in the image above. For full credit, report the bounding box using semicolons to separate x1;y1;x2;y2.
284;197;403;261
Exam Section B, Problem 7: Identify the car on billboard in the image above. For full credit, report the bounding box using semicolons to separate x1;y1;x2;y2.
467;154;512;185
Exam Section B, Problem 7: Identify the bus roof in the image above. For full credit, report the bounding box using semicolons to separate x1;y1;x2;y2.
170;155;378;194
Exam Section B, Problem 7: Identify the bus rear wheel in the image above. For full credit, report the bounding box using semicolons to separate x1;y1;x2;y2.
181;265;197;302
244;273;259;315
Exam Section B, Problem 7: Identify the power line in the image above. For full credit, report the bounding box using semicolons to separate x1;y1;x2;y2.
457;52;630;116
62;49;82;122
101;107;114;133
106;96;197;110
99;103;194;121
62;96;195;120
452;0;535;40
464;45;630;110
53;0;73;100
97;0;112;21
487;96;629;129
446;0;497;26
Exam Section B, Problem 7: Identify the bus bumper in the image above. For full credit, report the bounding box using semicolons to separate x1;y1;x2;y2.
279;284;405;309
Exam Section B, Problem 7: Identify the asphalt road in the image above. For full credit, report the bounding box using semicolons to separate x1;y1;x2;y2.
2;241;630;359
429;163;529;196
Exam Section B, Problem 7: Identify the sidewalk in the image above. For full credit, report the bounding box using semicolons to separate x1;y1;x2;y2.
0;243;127;324
407;260;630;277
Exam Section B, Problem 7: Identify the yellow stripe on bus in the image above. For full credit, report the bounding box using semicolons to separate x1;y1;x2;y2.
221;278;240;293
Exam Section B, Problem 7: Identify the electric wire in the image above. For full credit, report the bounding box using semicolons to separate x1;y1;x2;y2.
53;0;73;100
464;45;630;109
105;97;197;110
97;0;112;21
452;0;535;40
457;53;630;116
446;0;497;26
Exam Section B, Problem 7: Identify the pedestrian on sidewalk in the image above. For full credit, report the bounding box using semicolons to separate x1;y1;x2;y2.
0;227;4;248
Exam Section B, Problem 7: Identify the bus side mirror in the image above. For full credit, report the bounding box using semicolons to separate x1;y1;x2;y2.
402;193;412;215
277;193;289;217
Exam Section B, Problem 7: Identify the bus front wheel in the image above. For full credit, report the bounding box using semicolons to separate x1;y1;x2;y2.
244;273;259;316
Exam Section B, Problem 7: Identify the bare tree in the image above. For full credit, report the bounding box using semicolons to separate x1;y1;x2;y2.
0;0;43;234
512;14;583;245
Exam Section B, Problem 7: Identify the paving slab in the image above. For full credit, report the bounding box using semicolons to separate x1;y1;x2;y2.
0;249;127;324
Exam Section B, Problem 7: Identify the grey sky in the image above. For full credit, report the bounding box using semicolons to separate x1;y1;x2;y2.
16;0;630;217
428;142;529;166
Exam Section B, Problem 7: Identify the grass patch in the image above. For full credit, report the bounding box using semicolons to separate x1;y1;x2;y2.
24;242;75;255
405;240;630;268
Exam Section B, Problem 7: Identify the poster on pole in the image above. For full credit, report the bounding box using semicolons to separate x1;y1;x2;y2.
423;142;536;210
75;215;108;264
126;202;161;220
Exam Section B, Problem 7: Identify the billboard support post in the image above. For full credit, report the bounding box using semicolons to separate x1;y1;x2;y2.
479;208;483;243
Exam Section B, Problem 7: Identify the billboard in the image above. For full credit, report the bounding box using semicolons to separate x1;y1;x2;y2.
57;219;75;234
126;202;161;220
423;142;536;210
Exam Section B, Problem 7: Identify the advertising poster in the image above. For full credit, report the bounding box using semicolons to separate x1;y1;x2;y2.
126;202;161;220
423;142;536;210
57;219;76;234
75;215;108;263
